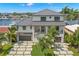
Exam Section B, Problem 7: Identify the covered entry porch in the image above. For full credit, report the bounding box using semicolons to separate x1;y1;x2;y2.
16;31;33;42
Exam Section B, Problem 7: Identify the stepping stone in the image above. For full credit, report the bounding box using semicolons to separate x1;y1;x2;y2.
25;48;32;50
14;43;19;46
27;43;33;45
17;48;26;51
14;46;20;48
54;51;60;55
56;48;61;51
24;51;31;55
19;46;26;48
26;46;32;48
22;43;28;45
9;51;16;55
60;51;67;55
12;48;18;50
16;51;24;55
67;51;73;55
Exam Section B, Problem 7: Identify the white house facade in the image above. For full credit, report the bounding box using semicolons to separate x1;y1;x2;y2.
15;9;65;43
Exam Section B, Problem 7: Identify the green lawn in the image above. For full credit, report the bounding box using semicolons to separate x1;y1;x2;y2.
68;46;79;56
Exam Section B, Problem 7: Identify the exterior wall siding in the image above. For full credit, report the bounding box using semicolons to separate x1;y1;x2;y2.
32;16;64;21
18;26;32;31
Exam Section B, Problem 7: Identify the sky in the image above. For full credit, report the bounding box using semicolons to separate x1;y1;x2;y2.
0;3;79;13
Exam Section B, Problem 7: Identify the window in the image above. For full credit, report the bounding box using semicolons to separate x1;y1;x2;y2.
49;16;51;19
60;29;63;34
23;26;26;30
41;26;46;33
35;26;40;32
30;26;32;29
41;17;46;21
54;16;60;21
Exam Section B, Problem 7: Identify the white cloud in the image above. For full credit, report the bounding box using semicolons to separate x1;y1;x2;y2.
27;3;33;6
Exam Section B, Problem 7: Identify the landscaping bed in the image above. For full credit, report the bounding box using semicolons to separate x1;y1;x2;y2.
0;44;13;56
68;46;79;56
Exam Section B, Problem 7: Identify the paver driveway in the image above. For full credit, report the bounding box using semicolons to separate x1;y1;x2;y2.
8;41;33;56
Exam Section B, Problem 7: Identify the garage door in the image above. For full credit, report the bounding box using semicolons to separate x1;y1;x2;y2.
19;36;31;41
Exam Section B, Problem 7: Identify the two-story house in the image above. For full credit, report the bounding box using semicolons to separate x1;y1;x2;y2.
15;9;65;43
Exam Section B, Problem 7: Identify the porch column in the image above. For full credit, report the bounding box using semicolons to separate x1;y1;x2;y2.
61;27;64;43
17;33;19;42
46;26;48;34
32;26;34;42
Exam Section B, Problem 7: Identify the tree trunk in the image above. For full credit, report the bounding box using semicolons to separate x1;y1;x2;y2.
10;35;12;45
0;42;2;53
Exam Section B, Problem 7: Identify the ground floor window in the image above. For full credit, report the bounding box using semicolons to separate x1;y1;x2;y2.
35;26;40;33
56;26;59;31
41;26;46;33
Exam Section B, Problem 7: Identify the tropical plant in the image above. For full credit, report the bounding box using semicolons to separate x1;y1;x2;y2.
64;33;74;45
0;33;6;53
6;25;16;44
61;6;79;20
73;27;79;52
32;26;58;56
32;44;44;56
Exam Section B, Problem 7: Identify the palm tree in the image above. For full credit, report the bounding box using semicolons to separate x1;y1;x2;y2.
61;6;79;20
6;25;16;44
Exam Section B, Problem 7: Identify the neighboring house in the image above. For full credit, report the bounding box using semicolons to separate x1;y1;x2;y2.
0;26;9;33
15;9;65;43
64;24;79;35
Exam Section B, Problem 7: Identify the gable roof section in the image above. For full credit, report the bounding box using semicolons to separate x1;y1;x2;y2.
33;9;64;16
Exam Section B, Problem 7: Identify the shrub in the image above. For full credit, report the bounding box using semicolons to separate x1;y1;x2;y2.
0;44;3;53
43;48;54;56
2;44;13;51
0;44;13;56
31;44;44;56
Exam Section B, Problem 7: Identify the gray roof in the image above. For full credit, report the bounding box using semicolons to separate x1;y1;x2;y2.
15;18;65;26
33;9;64;16
15;9;65;26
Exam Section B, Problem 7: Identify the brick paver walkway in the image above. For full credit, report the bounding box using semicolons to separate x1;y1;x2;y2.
8;41;33;56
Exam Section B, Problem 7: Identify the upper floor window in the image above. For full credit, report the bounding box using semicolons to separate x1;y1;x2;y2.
23;26;26;30
54;16;60;21
41;17;46;21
